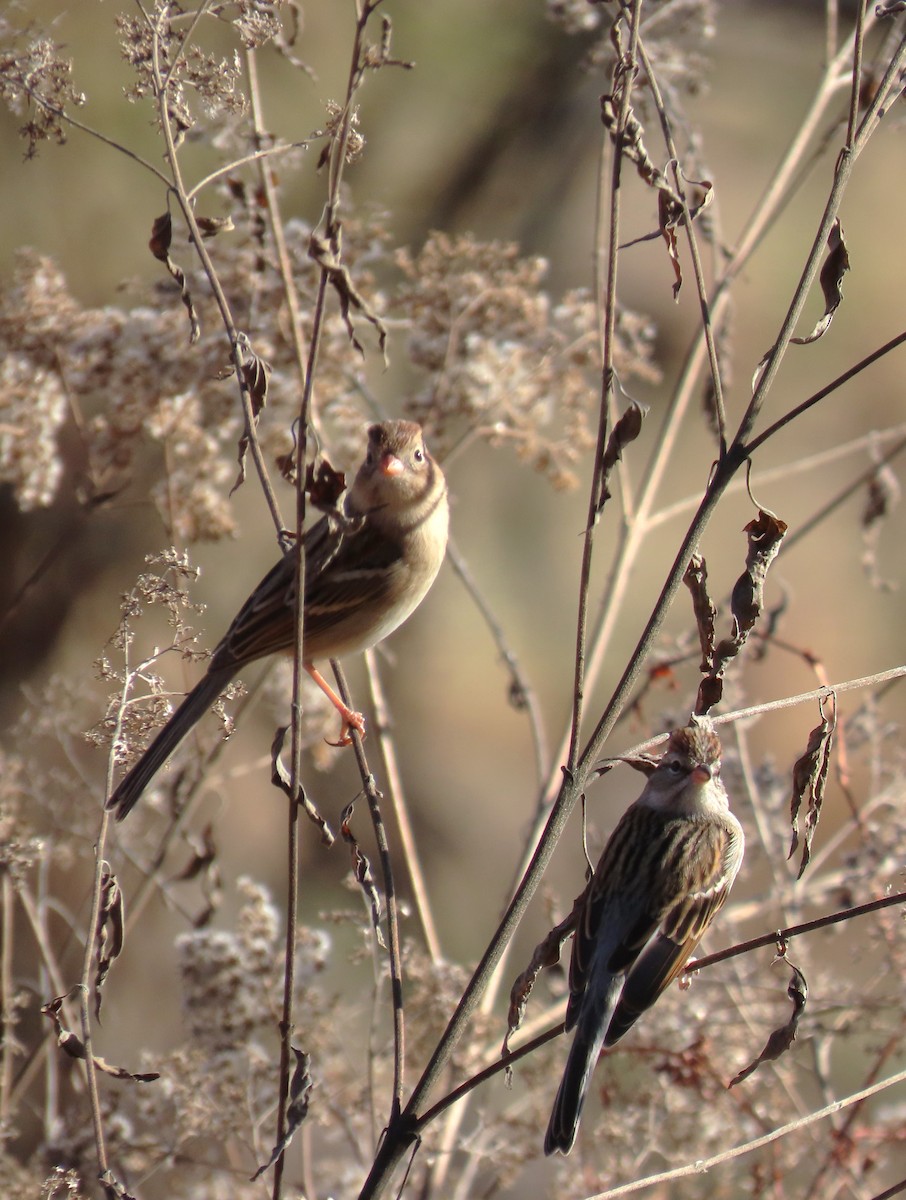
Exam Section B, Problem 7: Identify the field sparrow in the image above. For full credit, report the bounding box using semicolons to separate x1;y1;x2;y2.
544;720;744;1156
107;420;449;821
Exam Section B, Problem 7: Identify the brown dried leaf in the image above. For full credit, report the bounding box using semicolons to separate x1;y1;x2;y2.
600;95;660;187
656;170;713;300
94;865;124;1019
147;213;200;342
503;888;587;1055
195;214;235;239
729;963;807;1087
42;995;159;1082
341;799;385;949
309;228;388;361
700;509;787;711
251;1047;313;1180
231;340;271;495
789;697;835;879
172;823;222;929
271;725;334;845
596;396;647;514
148;212;172;262
684;554;717;672
731;509;788;636
791;220;850;345
861;462;900;590
306;457;347;513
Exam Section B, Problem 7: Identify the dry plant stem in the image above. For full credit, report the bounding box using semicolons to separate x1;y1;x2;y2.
743;30;906;449
649;419;906;533
148;6;286;540
0;872;12;1124
694;889;906;974
363;647;442;963
245;43;317;1195
592;1065;906;1200
711;665;906;727
570;1;645;772
244;48;312;403
844;0;867;147
332;660;406;1119
746;330;906;457
77;823;112;1179
628;11;727;448
273;2;388;1184
446;538;550;788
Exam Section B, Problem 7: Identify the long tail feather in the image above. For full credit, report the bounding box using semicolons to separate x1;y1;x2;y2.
544;971;620;1155
107;669;233;821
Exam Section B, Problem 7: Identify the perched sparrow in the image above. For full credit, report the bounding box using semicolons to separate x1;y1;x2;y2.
544;720;744;1156
107;420;448;821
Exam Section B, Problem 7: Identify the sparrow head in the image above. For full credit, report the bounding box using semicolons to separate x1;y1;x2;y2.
350;420;445;517
644;721;726;814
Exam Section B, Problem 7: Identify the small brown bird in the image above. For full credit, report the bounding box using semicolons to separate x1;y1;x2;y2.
544;720;745;1156
107;420;448;821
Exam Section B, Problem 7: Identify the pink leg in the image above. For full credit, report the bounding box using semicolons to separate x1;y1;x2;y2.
305;663;366;745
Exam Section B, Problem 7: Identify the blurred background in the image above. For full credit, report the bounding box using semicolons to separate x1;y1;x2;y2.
2;1;906;1196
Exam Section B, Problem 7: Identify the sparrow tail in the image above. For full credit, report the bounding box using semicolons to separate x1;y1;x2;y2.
106;668;234;821
544;972;620;1156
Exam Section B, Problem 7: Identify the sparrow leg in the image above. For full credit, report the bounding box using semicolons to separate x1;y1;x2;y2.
305;663;367;745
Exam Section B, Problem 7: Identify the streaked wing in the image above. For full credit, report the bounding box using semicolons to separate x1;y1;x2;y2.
566;804;667;1027
302;521;403;645
212;551;297;669
605;817;743;1044
207;513;357;669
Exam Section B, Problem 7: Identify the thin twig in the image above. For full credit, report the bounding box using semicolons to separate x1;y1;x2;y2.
445;538;550;788
363;647;442;963
333;661;407;1119
591;1066;906;1199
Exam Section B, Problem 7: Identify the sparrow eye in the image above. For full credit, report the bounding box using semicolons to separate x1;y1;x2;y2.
413;447;425;463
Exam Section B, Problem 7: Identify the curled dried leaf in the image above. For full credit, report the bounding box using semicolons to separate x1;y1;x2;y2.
657;171;713;299
231;338;271;495
252;1047;313;1180
42;995;159;1082
791;220;849;345
729;961;807;1087
147;212;200;342
341;798;385;949
173;823;223;929
684;554;717;674
309;228;388;361
731;509;788;636
194;214;235;239
789;697;835;879
94;865;125;1018
503;888;587;1056
271;725;334;845
306;456;347;513
595;394;648;514
148;212;173;262
696;509;787;713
